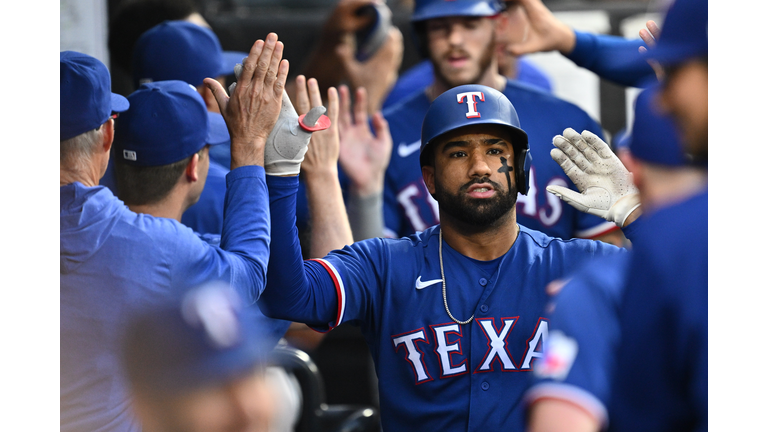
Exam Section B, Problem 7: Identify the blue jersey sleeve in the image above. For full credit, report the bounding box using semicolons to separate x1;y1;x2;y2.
567;31;657;88
169;166;271;305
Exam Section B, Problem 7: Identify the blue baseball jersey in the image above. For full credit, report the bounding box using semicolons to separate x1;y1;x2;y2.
608;190;708;432
382;79;617;240
61;166;272;432
382;57;553;110
100;153;231;236
259;175;628;432
524;252;631;428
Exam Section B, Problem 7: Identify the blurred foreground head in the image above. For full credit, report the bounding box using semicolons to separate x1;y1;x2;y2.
122;282;276;432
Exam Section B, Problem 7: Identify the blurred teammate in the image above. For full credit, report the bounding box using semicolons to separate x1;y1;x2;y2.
607;0;708;430
523;85;707;432
61;35;288;431
382;0;553;110
122;282;278;432
382;0;622;245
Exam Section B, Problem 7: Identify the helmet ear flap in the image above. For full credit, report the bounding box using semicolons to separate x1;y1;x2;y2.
516;147;532;195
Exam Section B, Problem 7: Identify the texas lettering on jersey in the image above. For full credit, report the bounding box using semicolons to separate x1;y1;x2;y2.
392;318;548;384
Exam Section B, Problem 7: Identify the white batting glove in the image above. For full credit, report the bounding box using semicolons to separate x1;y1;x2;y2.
547;128;641;227
229;63;330;176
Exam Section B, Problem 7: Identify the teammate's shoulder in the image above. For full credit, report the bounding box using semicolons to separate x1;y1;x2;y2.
503;80;593;115
381;89;430;121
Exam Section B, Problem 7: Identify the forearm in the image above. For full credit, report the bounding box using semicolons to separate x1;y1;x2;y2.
566;31;656;88
219;166;271;303
346;190;384;241
304;169;354;257
260;175;339;325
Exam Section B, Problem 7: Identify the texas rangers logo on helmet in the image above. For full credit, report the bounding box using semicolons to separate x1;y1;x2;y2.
457;91;484;118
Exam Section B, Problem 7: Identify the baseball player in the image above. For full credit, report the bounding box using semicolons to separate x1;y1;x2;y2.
382;0;553;110
256;84;642;431
381;0;622;245
523;84;708;432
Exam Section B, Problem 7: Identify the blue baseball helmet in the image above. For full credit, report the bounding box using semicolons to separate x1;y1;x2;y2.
410;0;505;57
420;84;532;195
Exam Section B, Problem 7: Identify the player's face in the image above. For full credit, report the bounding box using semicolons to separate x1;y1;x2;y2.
425;16;497;88
657;59;708;160
423;124;518;227
139;370;276;432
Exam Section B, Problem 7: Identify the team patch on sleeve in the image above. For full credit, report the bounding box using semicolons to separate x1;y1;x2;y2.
533;330;578;380
309;258;346;329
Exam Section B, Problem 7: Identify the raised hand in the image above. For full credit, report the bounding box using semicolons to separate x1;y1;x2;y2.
204;33;289;169
505;0;577;56
337;85;392;197
638;20;665;81
295;75;341;179
547;128;640;227
336;26;404;114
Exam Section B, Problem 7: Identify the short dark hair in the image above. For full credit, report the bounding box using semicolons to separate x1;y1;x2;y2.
114;149;202;206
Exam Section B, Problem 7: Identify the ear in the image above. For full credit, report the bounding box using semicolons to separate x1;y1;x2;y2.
102;118;115;154
422;164;436;195
185;153;200;183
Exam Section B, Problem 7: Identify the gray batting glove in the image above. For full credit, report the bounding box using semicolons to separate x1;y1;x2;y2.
229;61;330;176
265;91;330;176
547;128;640;227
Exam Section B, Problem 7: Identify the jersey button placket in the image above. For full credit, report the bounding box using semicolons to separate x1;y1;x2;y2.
479;277;487;286
480;304;489;313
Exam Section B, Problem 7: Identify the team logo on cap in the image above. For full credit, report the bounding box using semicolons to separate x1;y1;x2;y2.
456;91;485;118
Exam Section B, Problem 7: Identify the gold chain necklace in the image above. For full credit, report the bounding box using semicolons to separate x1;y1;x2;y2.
439;229;474;325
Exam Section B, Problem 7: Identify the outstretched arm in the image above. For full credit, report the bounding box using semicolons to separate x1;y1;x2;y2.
193;33;287;303
506;0;657;87
338;85;392;240
296;76;354;258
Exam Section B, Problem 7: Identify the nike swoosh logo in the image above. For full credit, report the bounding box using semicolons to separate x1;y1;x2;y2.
415;276;443;290
397;140;421;158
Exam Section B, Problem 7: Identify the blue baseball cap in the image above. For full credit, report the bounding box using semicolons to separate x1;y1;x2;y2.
121;282;271;394
132;20;247;88
641;0;707;68
114;80;229;167
60;51;130;141
626;85;687;166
